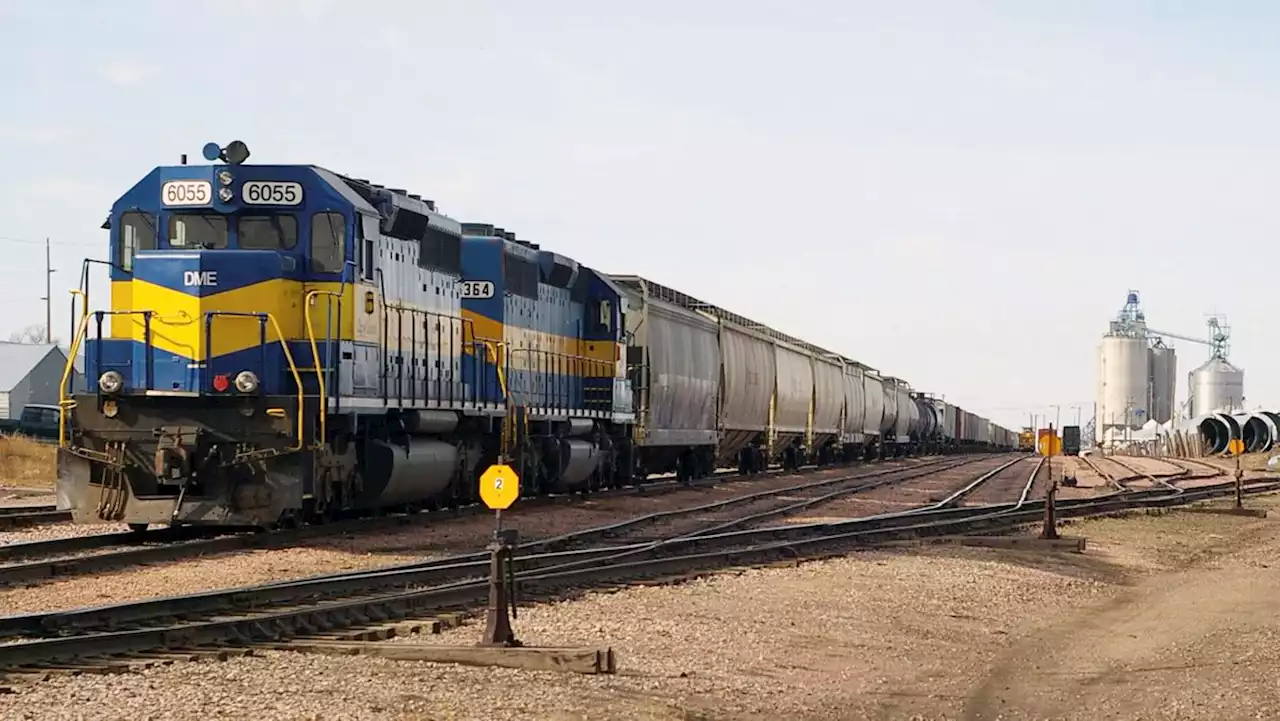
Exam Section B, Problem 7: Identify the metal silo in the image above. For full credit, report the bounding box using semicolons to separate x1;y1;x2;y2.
1098;334;1149;437
1189;357;1244;417
1148;343;1177;424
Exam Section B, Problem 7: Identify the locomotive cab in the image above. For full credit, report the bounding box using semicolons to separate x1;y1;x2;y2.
60;150;368;527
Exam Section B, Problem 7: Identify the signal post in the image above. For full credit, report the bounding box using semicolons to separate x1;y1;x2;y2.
1229;438;1245;509
1040;424;1062;541
273;461;618;674
478;463;522;647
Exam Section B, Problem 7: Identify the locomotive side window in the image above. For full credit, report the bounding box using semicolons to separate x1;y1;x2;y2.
360;215;378;281
503;253;538;299
118;211;155;272
238;215;298;250
419;226;462;274
311;212;346;273
167;214;228;249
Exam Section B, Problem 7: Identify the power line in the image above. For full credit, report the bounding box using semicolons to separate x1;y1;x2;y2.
0;235;99;249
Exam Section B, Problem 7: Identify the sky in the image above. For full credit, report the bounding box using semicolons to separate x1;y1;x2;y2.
2;0;1280;431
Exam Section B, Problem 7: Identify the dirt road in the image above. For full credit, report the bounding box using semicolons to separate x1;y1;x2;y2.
966;506;1280;720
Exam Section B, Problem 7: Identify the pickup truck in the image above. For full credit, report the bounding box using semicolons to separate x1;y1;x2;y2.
0;404;66;442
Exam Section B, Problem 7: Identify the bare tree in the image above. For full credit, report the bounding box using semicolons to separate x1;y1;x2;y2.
7;325;57;345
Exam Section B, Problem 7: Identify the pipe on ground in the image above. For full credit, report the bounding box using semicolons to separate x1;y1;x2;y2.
1196;413;1239;455
1237;413;1278;454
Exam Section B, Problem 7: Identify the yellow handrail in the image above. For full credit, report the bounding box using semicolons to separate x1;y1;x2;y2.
304;289;343;448
70;289;87;329
58;312;92;448
207;311;307;453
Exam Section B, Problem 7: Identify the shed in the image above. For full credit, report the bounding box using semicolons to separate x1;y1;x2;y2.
0;343;84;420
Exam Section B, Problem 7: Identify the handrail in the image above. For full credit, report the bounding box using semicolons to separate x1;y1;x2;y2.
304;289;344;447
74;259;130;351
93;310;157;391
205;311;306;454
58;313;92;448
504;348;611;410
482;340;509;401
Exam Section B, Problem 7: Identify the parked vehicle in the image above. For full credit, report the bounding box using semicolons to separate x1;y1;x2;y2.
0;404;65;442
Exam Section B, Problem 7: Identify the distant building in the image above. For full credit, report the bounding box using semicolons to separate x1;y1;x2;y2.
0;342;84;419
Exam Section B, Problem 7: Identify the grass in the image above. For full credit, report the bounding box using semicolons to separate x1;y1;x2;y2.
0;435;56;489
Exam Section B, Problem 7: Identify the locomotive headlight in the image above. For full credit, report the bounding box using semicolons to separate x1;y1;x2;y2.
98;370;124;395
217;170;233;186
234;370;259;394
218;187;234;202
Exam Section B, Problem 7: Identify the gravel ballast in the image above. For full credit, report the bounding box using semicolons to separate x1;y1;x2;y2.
6;492;1279;720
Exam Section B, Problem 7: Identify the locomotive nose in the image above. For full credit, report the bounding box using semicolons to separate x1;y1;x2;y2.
126;250;293;394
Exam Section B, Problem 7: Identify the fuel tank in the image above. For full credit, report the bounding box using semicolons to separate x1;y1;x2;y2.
358;439;460;507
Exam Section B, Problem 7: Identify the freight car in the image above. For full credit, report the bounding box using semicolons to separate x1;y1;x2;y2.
1062;425;1081;455
54;142;1020;529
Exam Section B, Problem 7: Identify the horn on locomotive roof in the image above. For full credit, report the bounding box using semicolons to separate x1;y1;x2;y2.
202;140;251;166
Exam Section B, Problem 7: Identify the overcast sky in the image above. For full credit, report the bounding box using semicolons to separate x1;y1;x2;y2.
2;0;1278;430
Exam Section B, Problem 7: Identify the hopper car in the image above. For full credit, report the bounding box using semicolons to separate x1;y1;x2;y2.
54;141;1019;530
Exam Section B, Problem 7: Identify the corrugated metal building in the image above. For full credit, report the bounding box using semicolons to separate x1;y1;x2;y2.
0;343;84;419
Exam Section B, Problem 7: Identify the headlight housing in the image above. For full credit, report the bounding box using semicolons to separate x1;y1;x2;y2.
98;370;123;394
234;370;259;394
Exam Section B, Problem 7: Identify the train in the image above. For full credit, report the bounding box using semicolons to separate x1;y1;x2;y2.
54;141;1019;530
1018;428;1036;452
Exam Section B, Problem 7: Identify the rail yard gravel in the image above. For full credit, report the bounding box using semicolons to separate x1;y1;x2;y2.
8;490;1279;720
0;520;131;547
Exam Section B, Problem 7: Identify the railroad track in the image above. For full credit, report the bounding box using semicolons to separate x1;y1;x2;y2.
0;507;70;531
0;468;1271;681
0;455;1013;636
0;454;1012;636
0;454;979;588
1078;454;1186;492
938;456;1044;507
1106;456;1185;493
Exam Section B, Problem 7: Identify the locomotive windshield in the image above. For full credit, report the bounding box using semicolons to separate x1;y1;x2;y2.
237;215;298;250
167;213;227;249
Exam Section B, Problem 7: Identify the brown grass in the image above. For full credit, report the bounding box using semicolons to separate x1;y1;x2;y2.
0;435;56;488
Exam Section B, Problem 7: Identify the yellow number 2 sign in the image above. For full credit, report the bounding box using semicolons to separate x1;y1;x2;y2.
479;463;520;510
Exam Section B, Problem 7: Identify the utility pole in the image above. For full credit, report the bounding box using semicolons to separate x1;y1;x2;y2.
43;238;54;344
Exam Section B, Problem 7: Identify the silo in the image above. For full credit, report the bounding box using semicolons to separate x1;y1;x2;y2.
1189;357;1245;417
1097;333;1149;443
1148;345;1177;424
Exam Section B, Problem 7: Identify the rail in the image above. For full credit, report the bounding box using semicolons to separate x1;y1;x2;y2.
204;311;306;455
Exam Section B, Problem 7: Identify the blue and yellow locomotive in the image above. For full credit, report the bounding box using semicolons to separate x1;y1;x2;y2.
57;141;636;528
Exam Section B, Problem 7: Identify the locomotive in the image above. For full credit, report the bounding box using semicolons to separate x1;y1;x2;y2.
54;141;1017;530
